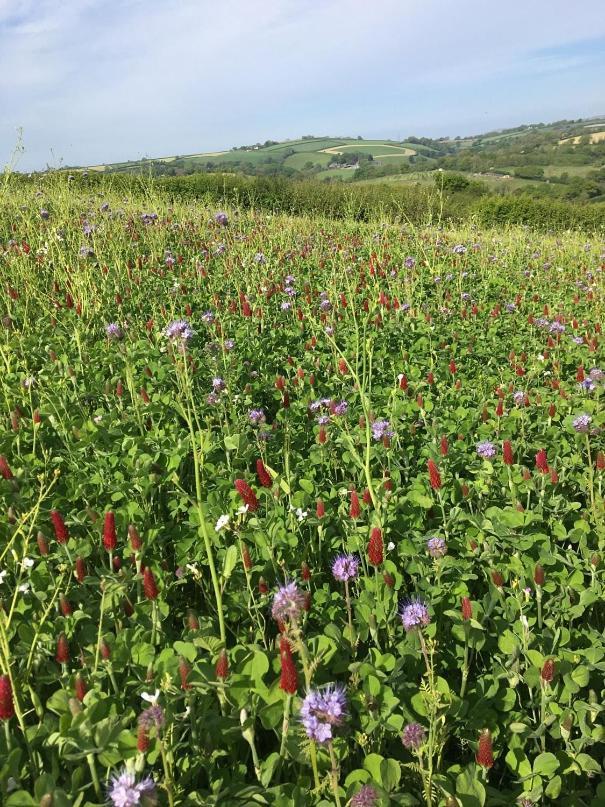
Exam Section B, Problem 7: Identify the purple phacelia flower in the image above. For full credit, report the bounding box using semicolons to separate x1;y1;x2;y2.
371;420;394;441
476;441;496;459
105;323;123;340
333;401;348;416
402;722;426;750
300;684;347;743
572;414;592;433
212;377;226;392
214;212;228;226
426;537;447;559
271;582;306;623
108;769;156;807
351;785;380;807
452;244;467;255
404;256;416;268
138;704;165;731
400;600;430;632
164;319;194;343
332;554;359;582
248;408;266;425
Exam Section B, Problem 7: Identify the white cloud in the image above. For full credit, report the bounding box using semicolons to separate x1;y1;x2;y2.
1;0;604;169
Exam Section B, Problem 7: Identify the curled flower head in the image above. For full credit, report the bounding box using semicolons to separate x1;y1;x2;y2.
164;319;194;343
371;419;394;441
108;769;156;807
138;704;165;731
572;414;592;433
400;599;430;632
351;784;380;807
214;211;228;226
105;323;123;340
300;683;347;743
476;440;496;459
402;721;426;750
271;582;306;623
426;537;447;559
331;554;359;582
248;408;266;425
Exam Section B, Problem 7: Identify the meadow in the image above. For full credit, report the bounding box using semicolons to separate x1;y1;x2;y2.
0;175;604;807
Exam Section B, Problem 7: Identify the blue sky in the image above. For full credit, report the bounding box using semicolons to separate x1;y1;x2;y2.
1;0;604;171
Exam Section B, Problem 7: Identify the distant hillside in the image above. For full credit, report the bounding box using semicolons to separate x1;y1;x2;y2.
75;115;605;203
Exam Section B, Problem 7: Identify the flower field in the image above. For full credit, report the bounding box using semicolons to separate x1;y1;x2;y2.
0;177;604;806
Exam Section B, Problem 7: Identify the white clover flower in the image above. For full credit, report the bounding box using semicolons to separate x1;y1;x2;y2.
295;508;308;522
387;541;395;552
141;689;160;704
21;557;34;569
236;504;249;516
0;570;8;584
215;514;230;532
18;583;30;593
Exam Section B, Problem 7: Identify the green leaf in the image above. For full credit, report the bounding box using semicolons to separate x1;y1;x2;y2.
533;752;559;777
222;544;238;580
455;765;486;807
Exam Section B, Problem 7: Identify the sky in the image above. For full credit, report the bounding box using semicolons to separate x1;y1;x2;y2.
1;0;605;171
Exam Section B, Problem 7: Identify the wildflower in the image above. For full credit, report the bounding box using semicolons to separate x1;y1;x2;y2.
502;440;514;465
541;659;555;683
279;637;298;694
402;722;426;750
138;704;165;731
476;441;496;459
572;414;592;433
513;391;526;407
535;449;549;473
234;479;258;512
164;319;194;343
331;554;359;582
50;510;69;544
316;499;325;518
333;400;348;416
214;212;228;226
476;729;494;768
105;323;123;340
400;600;430;632
215;650;229;680
215;514;230;532
248;408;266;425
142;567;158;600
0;675;15;720
349;489;361;519
371;420;394;441
212;377;226;392
368;527;384;565
351;785;380;807
108;769;157;807
534;564;545;586
427;459;442;491
300;684;347;743
0;456;14;480
103;511;117;552
426;537;447;558
56;633;70;664
461;596;472;620
271;582;306;623
256;459;271;488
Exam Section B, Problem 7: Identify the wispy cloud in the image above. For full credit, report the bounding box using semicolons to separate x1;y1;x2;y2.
1;0;604;169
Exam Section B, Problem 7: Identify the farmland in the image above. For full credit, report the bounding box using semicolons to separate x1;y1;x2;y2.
0;175;604;807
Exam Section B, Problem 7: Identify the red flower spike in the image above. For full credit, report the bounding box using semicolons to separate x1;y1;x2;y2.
143;567;158;600
37;531;49;556
541;659;555;683
258;577;268;595
75;557;87;583
440;436;449;457
476;730;494;769
0;675;15;720
316;499;325;519
349;489;361;519
362;488;372;506
502;440;513;466
137;724;150;752
103;511;117;552
59;594;72;617
56;633;70;664
596;451;605;471
179;657;192;690
534;564;545;586
535;449;549;474
242;545;252;571
256;459;272;488
279;637;298;694
383;572;395;588
128;524;142;551
491;570;504;588
50;510;69;544
303;591;312;612
187;610;200;630
427;459;442;491
368;527;384;566
461;597;473;621
234;479;259;512
0;456;13;480
75;674;87;702
101;640;111;660
215;650;229;680
550;467;558;485
301;561;311;581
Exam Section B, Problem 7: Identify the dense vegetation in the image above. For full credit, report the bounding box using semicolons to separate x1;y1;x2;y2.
78;116;605;204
